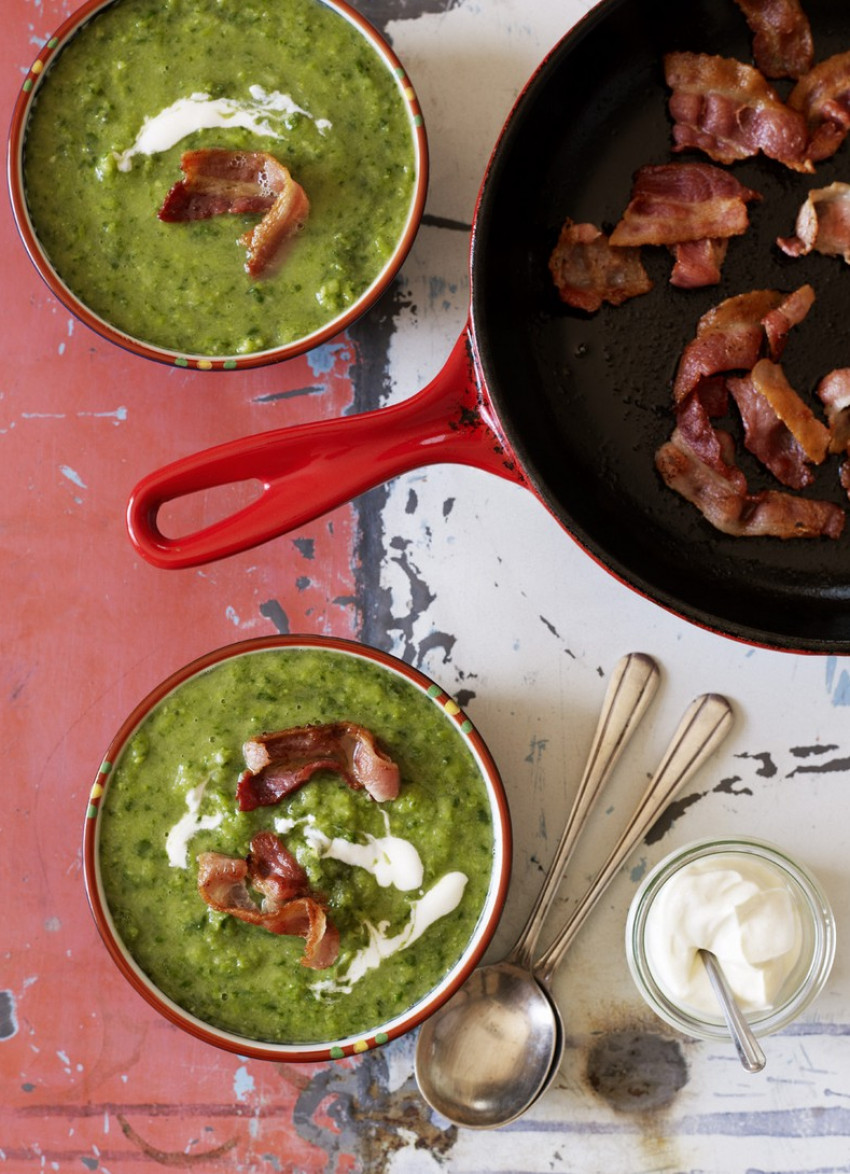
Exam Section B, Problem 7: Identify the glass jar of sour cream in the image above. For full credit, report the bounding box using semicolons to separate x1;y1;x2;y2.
626;838;836;1040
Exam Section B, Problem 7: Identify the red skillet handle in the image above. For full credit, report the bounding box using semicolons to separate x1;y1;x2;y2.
127;328;522;569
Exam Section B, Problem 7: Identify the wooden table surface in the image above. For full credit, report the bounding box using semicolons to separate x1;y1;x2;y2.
4;0;850;1171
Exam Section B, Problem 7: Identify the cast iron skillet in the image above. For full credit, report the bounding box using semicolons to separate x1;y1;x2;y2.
128;0;850;654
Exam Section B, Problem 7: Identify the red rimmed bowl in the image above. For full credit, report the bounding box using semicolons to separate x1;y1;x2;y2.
8;0;427;371
83;635;510;1062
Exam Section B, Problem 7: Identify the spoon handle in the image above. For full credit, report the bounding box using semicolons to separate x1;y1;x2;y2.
509;652;660;972
699;948;766;1073
534;692;734;986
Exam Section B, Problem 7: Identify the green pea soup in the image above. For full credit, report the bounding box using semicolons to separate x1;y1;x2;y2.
22;0;421;358
93;645;501;1046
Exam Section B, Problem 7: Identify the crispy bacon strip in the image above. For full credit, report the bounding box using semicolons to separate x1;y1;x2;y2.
158;149;309;277
672;285;815;403
656;427;844;539
237;722;401;811
778;182;850;263
760;283;816;357
676;380;747;493
548;219;652;312
609;163;759;289
727;372;814;488
665;51;812;172
732;0;814;79
239;175;310;278
158;149;278;220
746;358;830;464
197;831;340;969
727;356;831;489
789;50;850;163
814;369;850;507
670;238;729;289
817;368;850;455
609;163;760;247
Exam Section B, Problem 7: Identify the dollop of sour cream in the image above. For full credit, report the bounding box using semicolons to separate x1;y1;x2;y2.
301;813;424;892
165;777;223;869
644;854;804;1014
113;85;332;172
313;872;469;996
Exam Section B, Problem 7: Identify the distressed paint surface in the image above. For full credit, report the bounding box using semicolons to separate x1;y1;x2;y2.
3;0;850;1172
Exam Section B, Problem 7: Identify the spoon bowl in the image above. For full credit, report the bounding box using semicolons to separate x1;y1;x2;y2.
414;962;561;1128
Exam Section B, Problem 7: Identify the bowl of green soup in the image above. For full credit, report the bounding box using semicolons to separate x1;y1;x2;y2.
83;635;511;1061
9;0;427;370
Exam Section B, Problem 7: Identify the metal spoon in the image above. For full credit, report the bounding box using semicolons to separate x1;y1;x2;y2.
414;651;660;1121
699;948;766;1073
415;691;734;1129
504;652;661;974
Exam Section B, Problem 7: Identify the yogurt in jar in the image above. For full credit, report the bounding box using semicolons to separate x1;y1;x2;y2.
643;853;804;1014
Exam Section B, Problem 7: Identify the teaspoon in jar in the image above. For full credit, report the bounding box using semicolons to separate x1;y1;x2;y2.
699;948;766;1073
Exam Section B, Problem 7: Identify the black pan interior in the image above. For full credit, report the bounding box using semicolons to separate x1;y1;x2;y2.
471;0;850;652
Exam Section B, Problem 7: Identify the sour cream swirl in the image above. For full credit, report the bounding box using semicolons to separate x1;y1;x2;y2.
113;86;331;171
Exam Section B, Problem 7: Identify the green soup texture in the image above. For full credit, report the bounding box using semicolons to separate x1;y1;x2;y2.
97;648;496;1045
23;0;417;356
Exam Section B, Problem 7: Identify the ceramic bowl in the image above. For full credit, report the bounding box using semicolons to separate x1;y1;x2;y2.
83;635;511;1062
625;837;836;1041
8;0;427;371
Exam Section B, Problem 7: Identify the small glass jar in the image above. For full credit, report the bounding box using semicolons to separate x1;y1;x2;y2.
625;837;836;1040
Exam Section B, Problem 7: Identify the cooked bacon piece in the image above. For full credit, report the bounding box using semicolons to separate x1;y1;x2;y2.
656;427;845;538
239;173;310;278
548;219;652;312
760;283;815;357
745;358;830;464
728;372;813;488
158;149;278;220
727;362;827;489
237;722;401;811
197;831;340;969
732;0;813;79
684;373;732;421
608;162;760;290
817;368;850;454
673;299;770;404
670;238;729;288
665;52;812;172
778;182;850;263
158;149;309;277
672;285;815;402
789;50;850;163
609;163;760;248
676;380;747;493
